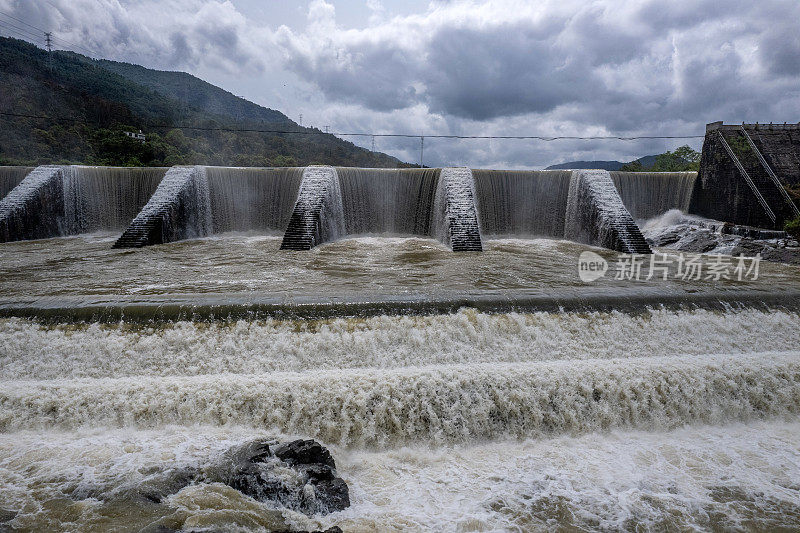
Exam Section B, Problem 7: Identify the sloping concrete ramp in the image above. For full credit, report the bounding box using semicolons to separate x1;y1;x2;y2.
280;166;345;250
114;166;210;248
435;167;482;251
0;165;64;243
565;170;651;254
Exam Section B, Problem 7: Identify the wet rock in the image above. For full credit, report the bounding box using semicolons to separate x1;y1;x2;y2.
203;439;350;516
0;508;17;523
643;213;800;264
274;439;336;469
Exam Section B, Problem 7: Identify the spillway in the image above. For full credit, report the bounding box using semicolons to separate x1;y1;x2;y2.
0;165;166;242
3;165;659;253
337;167;439;236
0;166;33;198
281;166;482;251
610;171;697;220
473;170;573;237
206;166;303;233
1;207;798;530
63;166;168;233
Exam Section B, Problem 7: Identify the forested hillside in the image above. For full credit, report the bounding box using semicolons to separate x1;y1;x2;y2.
0;37;405;167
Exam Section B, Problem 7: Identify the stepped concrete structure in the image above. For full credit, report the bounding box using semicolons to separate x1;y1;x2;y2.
0;165;65;242
280;166;345;250
435;168;482;251
565;170;652;254
114;166;210;248
690;122;800;228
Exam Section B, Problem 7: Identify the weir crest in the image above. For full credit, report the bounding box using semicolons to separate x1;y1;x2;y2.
1;165;652;253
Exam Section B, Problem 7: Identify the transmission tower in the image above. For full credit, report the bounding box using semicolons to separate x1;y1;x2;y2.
44;32;52;70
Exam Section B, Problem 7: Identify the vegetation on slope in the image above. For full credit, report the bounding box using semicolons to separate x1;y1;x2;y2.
0;37;406;168
619;146;700;172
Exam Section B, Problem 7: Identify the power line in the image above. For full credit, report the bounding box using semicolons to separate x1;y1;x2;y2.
0;20;43;41
0;112;706;141
0;10;99;57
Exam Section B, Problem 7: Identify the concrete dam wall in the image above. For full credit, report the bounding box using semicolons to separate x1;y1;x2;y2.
1;165;650;253
690;122;800;228
0;166;166;243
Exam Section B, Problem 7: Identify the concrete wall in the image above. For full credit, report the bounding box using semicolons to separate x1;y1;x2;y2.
689;122;800;228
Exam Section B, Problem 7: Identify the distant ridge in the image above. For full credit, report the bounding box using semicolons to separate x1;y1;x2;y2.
546;155;659;171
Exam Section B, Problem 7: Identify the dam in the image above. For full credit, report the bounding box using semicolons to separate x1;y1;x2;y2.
0;164;651;254
1;161;799;531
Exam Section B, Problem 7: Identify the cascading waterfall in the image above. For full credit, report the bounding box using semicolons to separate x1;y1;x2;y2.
280;166;345;250
610;171;697;220
0;166;33;199
336;168;440;236
473;170;573;237
0;165;64;242
206;166;303;233
114;166;211;248
433;168;483;251
565;170;652;253
0;165;166;242
62;166;167;233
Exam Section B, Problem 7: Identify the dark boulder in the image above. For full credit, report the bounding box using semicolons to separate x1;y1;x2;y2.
203;438;350;516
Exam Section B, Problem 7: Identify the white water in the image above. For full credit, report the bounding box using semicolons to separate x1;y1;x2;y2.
2;421;797;532
2;235;800;529
1;308;798;380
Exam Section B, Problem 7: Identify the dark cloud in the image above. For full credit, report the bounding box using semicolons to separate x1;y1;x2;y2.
3;0;798;168
422;24;582;119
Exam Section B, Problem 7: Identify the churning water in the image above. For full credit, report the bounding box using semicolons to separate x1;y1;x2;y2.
1;234;800;530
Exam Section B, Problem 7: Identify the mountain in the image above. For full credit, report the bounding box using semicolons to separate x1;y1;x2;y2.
545;155;662;171
0;36;405;168
94;59;290;125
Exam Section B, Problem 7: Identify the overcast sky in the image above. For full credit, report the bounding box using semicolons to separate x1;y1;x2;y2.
1;0;799;168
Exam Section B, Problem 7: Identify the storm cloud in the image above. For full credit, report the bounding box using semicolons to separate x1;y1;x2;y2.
2;0;798;168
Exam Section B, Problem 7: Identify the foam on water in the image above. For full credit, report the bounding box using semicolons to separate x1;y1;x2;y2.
1;307;798;379
1;421;799;531
2;349;799;444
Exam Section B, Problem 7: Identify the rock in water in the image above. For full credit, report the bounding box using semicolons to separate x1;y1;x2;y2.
203;438;350;515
